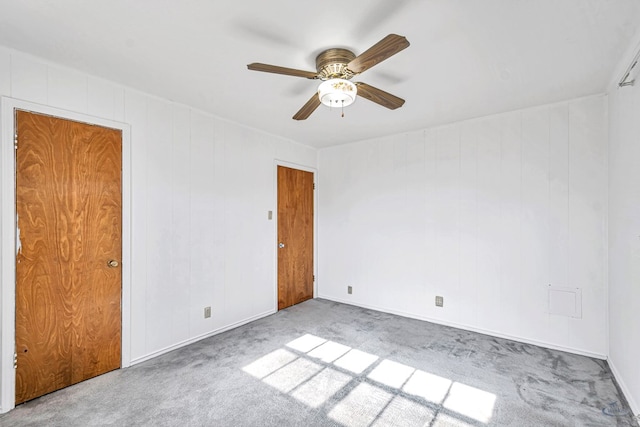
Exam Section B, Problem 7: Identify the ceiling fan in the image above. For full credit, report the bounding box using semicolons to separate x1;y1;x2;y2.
247;34;410;120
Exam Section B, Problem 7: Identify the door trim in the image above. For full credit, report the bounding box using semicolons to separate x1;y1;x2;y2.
0;97;132;413
273;160;317;311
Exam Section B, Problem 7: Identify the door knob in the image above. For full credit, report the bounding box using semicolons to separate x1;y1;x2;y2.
107;260;119;268
279;242;285;249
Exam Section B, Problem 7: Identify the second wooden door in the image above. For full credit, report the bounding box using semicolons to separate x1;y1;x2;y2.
15;110;122;404
277;166;314;310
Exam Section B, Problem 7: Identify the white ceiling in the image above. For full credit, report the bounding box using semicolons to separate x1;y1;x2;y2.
0;0;638;148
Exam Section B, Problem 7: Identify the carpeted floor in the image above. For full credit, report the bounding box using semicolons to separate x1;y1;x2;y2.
0;298;637;426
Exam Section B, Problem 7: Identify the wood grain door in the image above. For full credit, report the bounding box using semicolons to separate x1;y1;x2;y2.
15;110;122;404
277;166;314;310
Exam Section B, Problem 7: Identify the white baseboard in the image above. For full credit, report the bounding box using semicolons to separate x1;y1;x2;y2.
608;357;640;417
317;295;607;360
130;309;276;365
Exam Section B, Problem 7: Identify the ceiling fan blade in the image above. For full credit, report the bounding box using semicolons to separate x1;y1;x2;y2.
356;82;405;110
293;93;322;120
247;63;318;79
347;34;410;74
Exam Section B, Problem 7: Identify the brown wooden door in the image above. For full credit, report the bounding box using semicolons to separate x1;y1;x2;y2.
277;166;314;310
15;110;122;404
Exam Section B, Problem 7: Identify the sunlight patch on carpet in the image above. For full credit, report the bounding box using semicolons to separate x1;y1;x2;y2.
263;358;323;393
403;370;452;404
242;334;497;425
328;382;393;427
291;367;352;408
443;382;497;423
372;395;436;426
286;334;326;353
367;359;415;389
242;349;297;379
334;349;379;374
307;340;351;363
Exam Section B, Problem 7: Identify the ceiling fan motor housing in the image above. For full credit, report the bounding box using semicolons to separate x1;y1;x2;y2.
316;48;356;80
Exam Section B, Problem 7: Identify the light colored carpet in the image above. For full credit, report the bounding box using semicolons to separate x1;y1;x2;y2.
0;298;637;426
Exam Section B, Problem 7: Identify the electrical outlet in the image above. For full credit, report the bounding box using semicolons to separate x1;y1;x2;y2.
204;306;211;318
348;286;353;295
435;296;444;307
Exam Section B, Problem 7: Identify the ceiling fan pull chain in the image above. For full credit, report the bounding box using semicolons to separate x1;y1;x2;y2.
341;100;345;118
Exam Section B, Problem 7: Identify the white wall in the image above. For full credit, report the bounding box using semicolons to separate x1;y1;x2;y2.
608;80;640;414
2;41;633;413
318;96;608;357
0;47;316;366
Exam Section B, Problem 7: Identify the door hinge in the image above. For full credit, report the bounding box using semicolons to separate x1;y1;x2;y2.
13;352;17;369
14;133;18;150
313;183;315;190
313;275;315;282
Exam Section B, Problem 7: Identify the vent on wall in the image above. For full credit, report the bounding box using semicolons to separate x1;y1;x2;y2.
548;285;582;318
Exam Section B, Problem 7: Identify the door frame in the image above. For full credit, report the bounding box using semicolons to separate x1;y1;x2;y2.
0;97;132;413
273;160;318;311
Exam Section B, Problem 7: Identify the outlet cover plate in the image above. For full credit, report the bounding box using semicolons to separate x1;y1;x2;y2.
204;306;212;318
435;296;443;307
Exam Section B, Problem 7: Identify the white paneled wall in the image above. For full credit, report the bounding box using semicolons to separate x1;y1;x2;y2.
2;43;630;411
608;81;640;415
0;47;316;363
318;96;607;357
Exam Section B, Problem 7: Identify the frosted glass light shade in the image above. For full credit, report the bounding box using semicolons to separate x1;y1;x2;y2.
318;79;357;108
